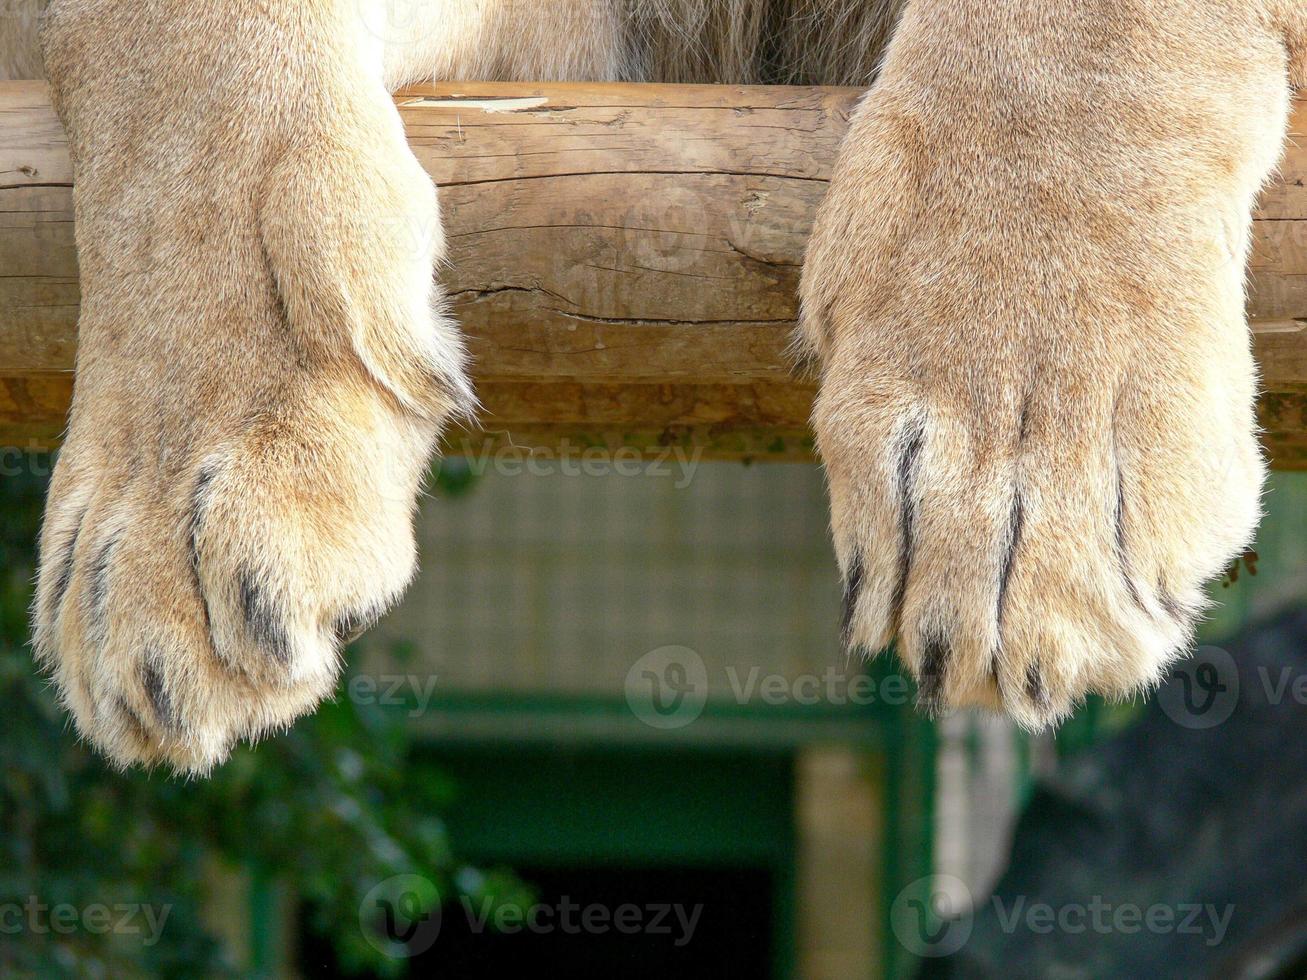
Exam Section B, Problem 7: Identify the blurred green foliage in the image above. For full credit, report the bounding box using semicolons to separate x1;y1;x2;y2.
0;461;493;977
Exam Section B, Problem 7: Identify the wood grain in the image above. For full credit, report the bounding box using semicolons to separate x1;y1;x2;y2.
2;81;1305;464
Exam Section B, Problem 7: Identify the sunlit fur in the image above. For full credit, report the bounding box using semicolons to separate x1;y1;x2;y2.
7;1;1304;770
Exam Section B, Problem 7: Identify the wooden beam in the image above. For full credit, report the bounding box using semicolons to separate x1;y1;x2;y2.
2;81;1306;465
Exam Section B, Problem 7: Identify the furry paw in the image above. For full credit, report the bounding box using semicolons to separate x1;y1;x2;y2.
798;28;1276;727
802;349;1263;730
33;2;472;772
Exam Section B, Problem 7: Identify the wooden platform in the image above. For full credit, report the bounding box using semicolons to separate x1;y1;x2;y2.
2;81;1305;464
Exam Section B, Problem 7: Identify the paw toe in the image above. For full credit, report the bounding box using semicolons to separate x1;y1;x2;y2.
823;395;1242;729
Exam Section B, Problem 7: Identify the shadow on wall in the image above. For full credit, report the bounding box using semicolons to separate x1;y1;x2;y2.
918;606;1307;980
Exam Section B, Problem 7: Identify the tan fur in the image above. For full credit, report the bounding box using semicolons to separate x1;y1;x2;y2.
10;0;1301;769
34;0;473;772
799;0;1298;726
1268;0;1307;87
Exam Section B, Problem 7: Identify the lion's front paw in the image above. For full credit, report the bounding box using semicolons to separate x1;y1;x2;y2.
32;187;467;773
800;147;1266;730
810;356;1263;728
35;398;441;773
34;3;472;771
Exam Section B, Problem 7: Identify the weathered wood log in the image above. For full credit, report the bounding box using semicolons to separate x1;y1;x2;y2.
2;81;1306;464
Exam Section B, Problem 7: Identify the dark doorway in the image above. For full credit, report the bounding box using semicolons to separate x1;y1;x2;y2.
299;865;775;979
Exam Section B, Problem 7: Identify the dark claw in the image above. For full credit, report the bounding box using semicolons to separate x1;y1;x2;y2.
997;492;1025;629
1113;463;1148;615
890;419;926;631
141;656;175;730
49;508;86;618
86;534;119;645
1157;582;1196;629
333;609;380;647
117;696;152;743
916;634;950;711
840;549;865;651
239;569;292;665
1025;662;1050;711
188;467;217;582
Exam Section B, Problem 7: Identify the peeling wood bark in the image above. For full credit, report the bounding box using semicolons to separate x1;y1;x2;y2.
2;81;1306;465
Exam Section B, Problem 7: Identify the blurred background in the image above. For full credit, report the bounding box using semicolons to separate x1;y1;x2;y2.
2;452;1305;979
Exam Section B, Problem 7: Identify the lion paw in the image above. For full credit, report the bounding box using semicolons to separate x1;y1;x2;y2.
34;2;472;772
35;402;448;773
799;77;1268;729
808;361;1263;729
